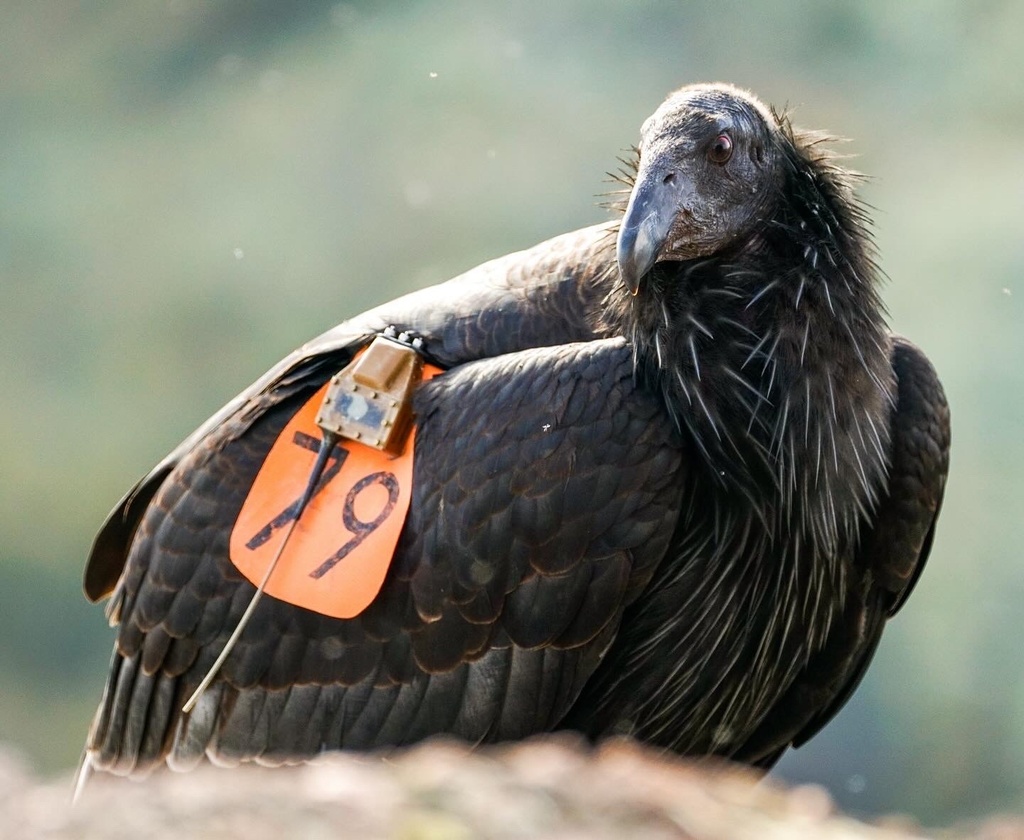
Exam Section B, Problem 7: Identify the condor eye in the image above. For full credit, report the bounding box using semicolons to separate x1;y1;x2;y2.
708;133;733;164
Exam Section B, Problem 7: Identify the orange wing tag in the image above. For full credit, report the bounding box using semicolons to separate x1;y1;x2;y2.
229;359;441;620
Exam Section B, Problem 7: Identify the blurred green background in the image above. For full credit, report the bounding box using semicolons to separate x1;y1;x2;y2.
1;0;1021;825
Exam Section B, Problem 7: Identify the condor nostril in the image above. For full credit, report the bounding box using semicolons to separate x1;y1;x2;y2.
662;172;677;186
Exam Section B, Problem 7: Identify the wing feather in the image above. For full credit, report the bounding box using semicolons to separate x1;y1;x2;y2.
85;336;684;773
84;224;617;602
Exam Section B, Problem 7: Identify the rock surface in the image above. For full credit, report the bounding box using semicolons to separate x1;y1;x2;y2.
2;738;1021;839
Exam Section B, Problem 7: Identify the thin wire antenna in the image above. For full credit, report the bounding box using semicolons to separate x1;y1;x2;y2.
182;430;339;715
71;751;93;804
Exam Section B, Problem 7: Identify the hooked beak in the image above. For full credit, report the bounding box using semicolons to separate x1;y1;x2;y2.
616;170;684;295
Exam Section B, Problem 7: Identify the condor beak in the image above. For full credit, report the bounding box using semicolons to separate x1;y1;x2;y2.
616;169;684;295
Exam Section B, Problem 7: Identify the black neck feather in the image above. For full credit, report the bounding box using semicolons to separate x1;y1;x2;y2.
601;121;894;553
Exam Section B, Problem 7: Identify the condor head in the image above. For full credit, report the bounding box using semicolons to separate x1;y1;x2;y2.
617;83;785;294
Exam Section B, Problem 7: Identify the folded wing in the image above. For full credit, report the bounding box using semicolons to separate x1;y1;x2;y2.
85;337;686;774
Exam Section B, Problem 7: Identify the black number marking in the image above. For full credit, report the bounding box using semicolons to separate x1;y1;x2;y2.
308;471;400;579
245;431;348;550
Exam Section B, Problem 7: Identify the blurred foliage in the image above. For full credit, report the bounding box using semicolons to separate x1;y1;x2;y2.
0;0;1021;826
